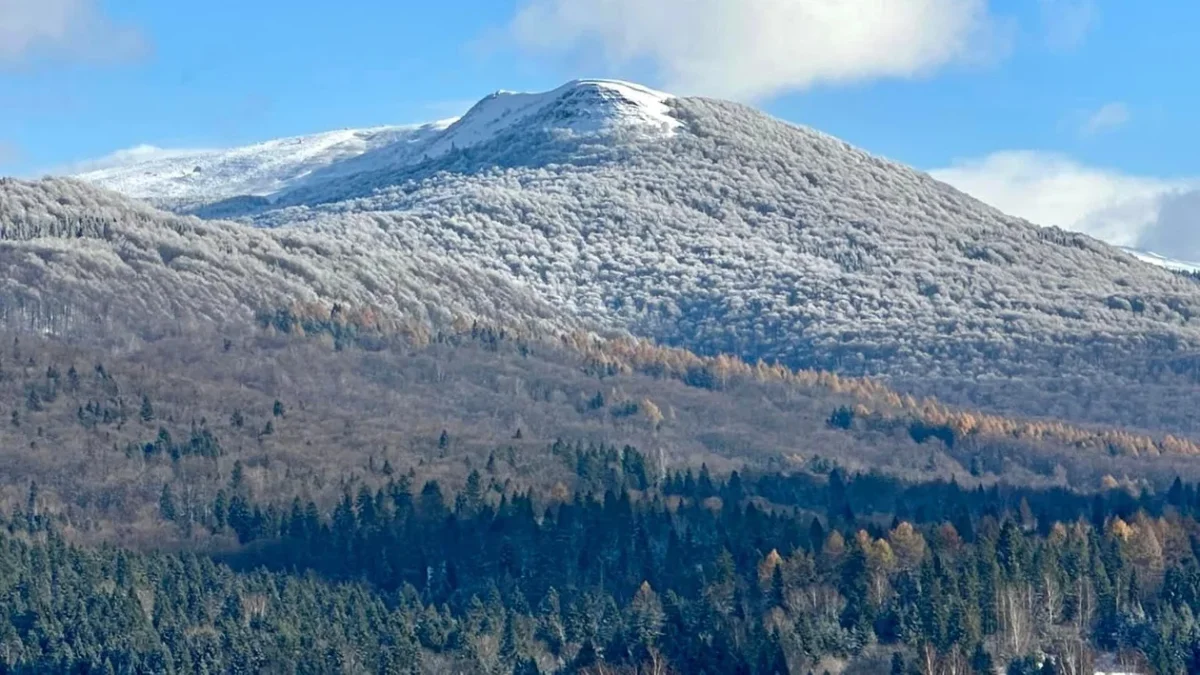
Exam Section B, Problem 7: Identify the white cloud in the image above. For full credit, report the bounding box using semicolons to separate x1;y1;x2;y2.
51;144;209;175
509;0;1008;100
1139;190;1200;263
1039;0;1096;50
1080;102;1130;136
931;151;1200;260
0;0;147;65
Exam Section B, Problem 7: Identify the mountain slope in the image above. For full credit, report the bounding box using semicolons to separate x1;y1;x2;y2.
76;79;676;212
73;122;453;210
0;177;565;339
50;81;1200;432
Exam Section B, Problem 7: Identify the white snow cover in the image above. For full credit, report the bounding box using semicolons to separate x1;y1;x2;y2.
73;122;453;206
425;79;680;158
74;79;678;209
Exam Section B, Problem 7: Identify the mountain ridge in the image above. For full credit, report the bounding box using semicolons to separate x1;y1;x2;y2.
75;79;679;211
71;122;455;210
23;80;1200;433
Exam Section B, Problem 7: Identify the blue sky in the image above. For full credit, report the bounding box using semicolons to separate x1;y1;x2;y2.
2;0;1198;255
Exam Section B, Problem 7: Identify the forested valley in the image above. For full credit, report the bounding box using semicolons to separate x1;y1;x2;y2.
3;317;1200;673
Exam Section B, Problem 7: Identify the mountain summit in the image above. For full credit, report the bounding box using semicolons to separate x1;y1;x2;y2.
76;80;678;210
431;79;680;154
29;80;1200;431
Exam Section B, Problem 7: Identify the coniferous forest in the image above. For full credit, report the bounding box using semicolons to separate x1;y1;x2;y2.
9;442;1200;673
5;321;1200;673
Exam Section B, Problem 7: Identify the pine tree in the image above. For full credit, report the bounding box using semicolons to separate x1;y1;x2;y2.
159;484;177;522
212;490;228;532
500;612;521;666
25;481;39;522
537;588;566;654
630;581;665;649
971;644;994;674
231;460;245;493
456;470;484;517
420;481;447;519
25;388;41;412
228;494;253;543
140;394;154;422
771;564;787;609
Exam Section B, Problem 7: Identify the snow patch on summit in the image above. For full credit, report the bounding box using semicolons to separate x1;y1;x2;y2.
425;79;680;158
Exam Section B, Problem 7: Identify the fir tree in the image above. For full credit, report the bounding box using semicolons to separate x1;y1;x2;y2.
159;484;177;522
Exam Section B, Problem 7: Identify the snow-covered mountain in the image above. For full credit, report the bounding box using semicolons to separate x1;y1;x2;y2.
73;122;454;209
25;79;1200;432
76;80;676;211
426;79;679;157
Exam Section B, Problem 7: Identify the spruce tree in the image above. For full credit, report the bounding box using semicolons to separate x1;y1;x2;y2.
159;484;177;522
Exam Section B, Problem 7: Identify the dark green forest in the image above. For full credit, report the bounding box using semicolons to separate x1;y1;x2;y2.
7;441;1200;673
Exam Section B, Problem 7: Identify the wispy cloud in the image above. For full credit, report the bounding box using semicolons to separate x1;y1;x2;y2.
509;0;1010;101
421;99;477;120
0;0;148;66
1039;0;1097;50
931;151;1200;260
51;144;210;176
1080;102;1130;136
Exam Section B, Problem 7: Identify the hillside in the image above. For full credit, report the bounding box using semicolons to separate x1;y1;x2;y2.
71;121;454;211
0;177;567;339
7;316;1200;547
14;162;1200;675
73;80;1200;432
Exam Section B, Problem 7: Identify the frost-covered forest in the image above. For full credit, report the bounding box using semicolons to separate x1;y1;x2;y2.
242;95;1200;390
45;83;1200;431
0;177;567;340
